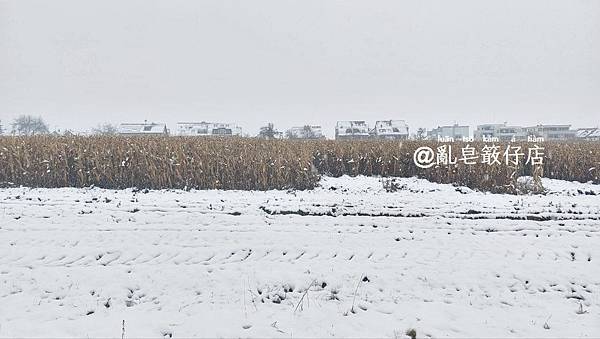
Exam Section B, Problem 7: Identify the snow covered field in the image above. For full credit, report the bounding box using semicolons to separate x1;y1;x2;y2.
1;176;599;338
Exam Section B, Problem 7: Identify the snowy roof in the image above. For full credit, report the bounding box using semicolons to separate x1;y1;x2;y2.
118;123;167;134
476;123;506;129
178;121;238;128
177;122;242;136
335;121;370;136
374;120;409;136
576;128;600;138
434;124;470;129
336;120;368;128
526;124;572;130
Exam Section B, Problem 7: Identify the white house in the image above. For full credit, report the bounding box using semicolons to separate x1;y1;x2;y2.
335;121;370;140
372;120;409;140
118;122;168;136
428;124;469;140
525;124;575;140
177;122;242;136
474;123;526;141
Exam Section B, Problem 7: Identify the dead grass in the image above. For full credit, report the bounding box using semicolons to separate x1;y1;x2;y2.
0;136;597;193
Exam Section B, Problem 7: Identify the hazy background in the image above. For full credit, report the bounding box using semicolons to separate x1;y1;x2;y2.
1;0;599;137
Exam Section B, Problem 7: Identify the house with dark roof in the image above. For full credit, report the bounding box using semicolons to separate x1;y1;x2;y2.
335;121;370;140
372;120;409;140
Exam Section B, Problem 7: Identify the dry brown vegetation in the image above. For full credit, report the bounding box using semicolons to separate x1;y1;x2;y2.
311;140;600;193
0;136;598;193
0;136;317;190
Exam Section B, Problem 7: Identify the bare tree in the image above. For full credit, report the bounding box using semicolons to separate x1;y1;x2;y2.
302;125;317;139
11;115;50;135
0;120;4;135
416;127;427;140
258;123;278;139
92;123;119;135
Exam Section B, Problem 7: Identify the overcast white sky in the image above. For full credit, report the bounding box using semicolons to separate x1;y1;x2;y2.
1;0;599;136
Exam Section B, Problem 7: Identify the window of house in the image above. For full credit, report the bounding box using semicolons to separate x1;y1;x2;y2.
213;128;232;135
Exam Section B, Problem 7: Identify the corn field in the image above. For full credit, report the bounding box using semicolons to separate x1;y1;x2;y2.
0;136;598;193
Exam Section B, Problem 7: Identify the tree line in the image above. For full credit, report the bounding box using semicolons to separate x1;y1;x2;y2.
0;115;118;136
1;115;429;139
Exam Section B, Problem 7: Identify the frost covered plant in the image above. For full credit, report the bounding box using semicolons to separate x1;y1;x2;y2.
516;175;546;195
532;165;545;194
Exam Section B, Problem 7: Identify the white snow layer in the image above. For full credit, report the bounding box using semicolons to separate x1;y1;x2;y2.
0;176;599;338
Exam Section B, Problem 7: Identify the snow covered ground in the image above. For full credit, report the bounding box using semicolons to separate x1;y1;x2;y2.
1;176;599;338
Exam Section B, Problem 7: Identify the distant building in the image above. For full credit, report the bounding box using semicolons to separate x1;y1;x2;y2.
118;122;168;136
575;128;600;141
428;124;469;140
525;124;575;141
474;123;526;141
177;122;242;136
335;121;370;140
372;120;409;140
286;125;325;139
